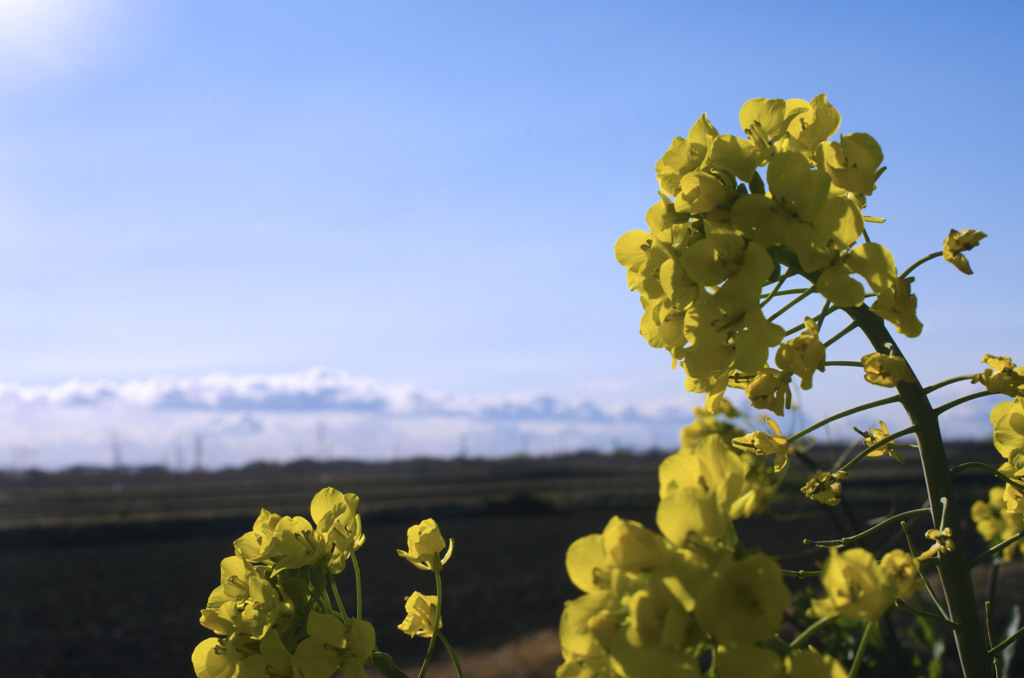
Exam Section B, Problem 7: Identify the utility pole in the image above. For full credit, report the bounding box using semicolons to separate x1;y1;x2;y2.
193;433;204;472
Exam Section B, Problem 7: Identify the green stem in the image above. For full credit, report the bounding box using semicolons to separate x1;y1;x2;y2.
769;287;813;297
900;521;950;621
849;620;875;678
790;615;835;648
781;569;822;578
934;391;996;416
900;251;943;279
329;573;349;621
768;286;815;321
761;278;790;307
823;320;858;348
805;508;930;547
351;552;363;620
438;631;464;678
924;374;977;394
986;562;1001;650
895;600;960;629
813;298;832;330
788;393;902;445
989;624;1024;656
844;303;992;678
824;360;864;367
418;570;444;678
950;462;1024;493
969;531;1024;569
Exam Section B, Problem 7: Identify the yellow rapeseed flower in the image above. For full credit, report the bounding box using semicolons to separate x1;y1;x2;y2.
974;355;1024;398
775;318;826;390
971;487;1024;560
732;418;790;472
942;228;987;275
854;420;905;463
693;552;789;643
810;547;897;621
398;592;441;638
397;518;453;571
880;549;924;600
310;487;365;574
801;471;847;506
991;397;1024;460
861;353;913;387
191;637;239;678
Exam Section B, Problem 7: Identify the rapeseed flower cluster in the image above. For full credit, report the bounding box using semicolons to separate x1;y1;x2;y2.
192;488;375;678
558;433;850;677
973;388;1024;555
809;547;921;621
971;487;1024;561
615;95;927;414
989;395;1024;512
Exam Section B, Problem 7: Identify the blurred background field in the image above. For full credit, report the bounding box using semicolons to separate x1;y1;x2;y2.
1;444;1013;678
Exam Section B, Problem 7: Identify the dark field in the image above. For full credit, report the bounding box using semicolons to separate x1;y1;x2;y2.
0;446;1016;678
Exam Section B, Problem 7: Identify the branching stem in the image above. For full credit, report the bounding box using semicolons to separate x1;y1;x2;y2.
934;391;996;416
900;251;943;279
805;508;930;547
790;615;835;648
788;394;902;445
836;424;916;474
950;462;1024;493
969;531;1024;569
768;286;816;322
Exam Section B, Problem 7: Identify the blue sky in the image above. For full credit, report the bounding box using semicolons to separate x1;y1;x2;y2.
0;1;1020;468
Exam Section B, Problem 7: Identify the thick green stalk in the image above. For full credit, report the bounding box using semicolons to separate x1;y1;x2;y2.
845;304;992;678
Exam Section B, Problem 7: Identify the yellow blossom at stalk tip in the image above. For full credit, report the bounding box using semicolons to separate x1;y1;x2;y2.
601;516;669;572
973;355;1024;398
662;432;775;520
942;228;987;275
397;518;453;571
919;527;954;560
775;318;826;390
732;418;791;472
880;549;924;599
310;487;365;573
810;547;897;621
234;510;328;573
732;368;793;416
294;612;376;678
971;486;1024;561
238;630;293;678
801;471;847;506
679;404;743;454
991;397;1024;462
657;485;733;547
192;637;239;678
398;591;441;638
860;352;913;387
854;420;905;463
